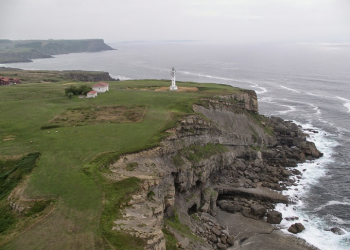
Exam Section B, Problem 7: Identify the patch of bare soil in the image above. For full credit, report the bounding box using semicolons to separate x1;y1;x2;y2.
3;135;16;141
154;86;199;92
42;105;147;129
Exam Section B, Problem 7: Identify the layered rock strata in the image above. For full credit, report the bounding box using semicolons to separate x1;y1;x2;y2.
107;91;321;250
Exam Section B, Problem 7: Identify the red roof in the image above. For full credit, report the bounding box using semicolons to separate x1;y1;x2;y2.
92;82;109;87
87;91;98;94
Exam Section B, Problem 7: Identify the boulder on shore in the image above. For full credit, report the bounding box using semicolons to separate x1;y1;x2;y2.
330;227;346;235
251;204;267;218
267;210;283;224
288;223;305;234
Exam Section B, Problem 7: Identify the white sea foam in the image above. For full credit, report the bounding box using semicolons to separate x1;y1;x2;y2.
336;96;350;113
277;105;297;114
325;214;350;225
260;96;276;104
306;92;322;97
314;200;350;212
249;83;267;94
280;85;301;93
179;71;234;81
274;123;349;250
109;74;130;81
260;97;322;118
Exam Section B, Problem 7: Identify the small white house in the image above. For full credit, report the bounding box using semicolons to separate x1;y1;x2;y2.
87;90;98;98
92;82;109;93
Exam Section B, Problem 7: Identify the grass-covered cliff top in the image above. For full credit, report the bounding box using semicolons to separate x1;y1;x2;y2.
0;67;114;83
0;71;249;249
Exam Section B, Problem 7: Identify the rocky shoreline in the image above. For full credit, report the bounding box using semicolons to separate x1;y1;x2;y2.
106;91;323;250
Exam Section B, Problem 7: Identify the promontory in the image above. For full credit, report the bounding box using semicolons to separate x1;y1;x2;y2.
0;68;321;250
0;39;114;63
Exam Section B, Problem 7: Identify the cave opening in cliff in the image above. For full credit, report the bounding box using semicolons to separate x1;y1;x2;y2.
187;204;197;215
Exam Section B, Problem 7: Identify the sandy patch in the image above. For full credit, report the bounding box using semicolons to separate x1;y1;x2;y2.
3;135;15;141
62;82;76;85
154;86;199;92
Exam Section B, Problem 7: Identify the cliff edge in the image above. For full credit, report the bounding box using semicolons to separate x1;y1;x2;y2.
105;91;322;250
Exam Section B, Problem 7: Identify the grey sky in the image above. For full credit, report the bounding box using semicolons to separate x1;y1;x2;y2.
1;0;350;43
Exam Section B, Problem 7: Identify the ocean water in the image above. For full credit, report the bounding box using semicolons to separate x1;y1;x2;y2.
2;41;350;250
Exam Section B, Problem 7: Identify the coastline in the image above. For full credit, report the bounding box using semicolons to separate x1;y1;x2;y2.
216;210;319;250
275;123;343;250
1;41;349;249
108;95;324;250
0;39;115;64
214;125;327;250
0;67;334;249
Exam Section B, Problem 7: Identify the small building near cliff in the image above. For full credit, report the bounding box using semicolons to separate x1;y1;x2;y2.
92;82;109;93
87;90;98;98
0;76;21;86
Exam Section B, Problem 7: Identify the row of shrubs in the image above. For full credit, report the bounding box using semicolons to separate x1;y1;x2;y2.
64;85;92;96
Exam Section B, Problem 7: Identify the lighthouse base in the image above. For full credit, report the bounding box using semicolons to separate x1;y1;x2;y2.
170;85;178;91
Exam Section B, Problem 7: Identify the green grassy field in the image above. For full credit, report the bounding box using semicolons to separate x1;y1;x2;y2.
0;79;240;249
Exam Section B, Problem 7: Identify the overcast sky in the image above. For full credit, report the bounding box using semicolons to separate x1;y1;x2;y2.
1;0;350;44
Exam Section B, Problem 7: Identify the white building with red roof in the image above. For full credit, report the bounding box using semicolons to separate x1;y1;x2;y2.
92;82;109;93
87;90;98;98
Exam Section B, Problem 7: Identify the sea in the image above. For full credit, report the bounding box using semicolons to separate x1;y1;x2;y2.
2;41;350;250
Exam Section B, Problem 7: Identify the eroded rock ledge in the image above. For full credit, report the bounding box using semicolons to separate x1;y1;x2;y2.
106;91;321;250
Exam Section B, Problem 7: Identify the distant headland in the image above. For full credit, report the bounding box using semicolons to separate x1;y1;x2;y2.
0;39;115;63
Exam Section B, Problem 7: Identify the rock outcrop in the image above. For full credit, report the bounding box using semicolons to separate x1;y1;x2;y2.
267;210;283;224
106;91;322;250
288;223;306;234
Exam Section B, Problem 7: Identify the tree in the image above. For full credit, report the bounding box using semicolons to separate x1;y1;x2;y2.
64;85;92;96
67;92;73;99
65;86;78;95
79;85;92;95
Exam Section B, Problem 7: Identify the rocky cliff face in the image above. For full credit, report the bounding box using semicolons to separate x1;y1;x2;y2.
61;70;115;81
106;91;321;250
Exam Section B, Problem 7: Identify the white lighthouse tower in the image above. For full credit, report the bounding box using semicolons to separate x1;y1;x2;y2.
170;67;178;91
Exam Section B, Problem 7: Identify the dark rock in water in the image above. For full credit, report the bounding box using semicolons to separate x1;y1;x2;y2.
251;204;266;218
292;169;302;175
330;227;346;235
267;210;282;224
285;216;299;221
281;169;292;177
288;223;305;234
